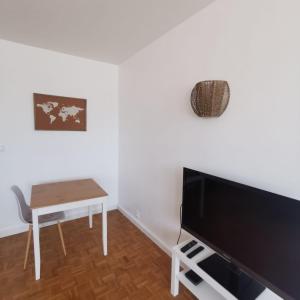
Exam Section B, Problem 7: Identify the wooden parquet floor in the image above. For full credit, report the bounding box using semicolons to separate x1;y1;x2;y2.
0;210;195;300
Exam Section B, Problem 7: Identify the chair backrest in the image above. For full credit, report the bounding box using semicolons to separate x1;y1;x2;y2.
11;185;32;224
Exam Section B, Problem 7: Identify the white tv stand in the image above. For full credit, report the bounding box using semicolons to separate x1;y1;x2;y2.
171;238;282;300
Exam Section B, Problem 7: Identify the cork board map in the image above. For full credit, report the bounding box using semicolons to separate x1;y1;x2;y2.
34;93;86;131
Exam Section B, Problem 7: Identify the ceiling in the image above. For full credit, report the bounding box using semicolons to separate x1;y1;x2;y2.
0;0;214;64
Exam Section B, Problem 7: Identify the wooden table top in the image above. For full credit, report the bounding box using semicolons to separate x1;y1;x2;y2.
31;178;107;209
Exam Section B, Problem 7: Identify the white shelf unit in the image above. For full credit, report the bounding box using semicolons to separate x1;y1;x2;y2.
170;238;282;300
177;268;225;300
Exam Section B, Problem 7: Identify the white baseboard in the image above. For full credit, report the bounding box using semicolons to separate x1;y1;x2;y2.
0;203;118;238
0;224;29;238
118;205;171;256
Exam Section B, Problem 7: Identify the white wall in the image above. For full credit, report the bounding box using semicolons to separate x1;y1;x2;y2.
119;0;300;252
0;39;118;236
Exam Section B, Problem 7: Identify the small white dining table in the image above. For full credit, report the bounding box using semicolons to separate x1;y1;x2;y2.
30;178;108;280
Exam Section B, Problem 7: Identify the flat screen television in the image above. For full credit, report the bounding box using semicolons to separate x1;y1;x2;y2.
182;167;300;300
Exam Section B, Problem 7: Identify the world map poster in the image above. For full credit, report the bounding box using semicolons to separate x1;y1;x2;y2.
34;93;86;131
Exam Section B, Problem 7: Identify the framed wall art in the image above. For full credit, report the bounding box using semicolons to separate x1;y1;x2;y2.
34;93;87;131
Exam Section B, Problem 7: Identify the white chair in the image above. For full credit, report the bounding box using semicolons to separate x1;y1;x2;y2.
11;185;67;269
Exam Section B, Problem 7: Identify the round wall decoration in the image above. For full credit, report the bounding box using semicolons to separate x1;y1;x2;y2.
191;80;230;117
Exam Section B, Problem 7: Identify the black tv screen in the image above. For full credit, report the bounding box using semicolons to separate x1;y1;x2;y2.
182;167;300;300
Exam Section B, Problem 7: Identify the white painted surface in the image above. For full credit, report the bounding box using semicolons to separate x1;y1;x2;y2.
0;0;214;64
32;196;108;280
32;209;40;279
171;251;180;297
172;239;282;300
0;39;118;236
102;201;108;256
118;205;171;256
0;203;117;238
88;206;93;229
119;1;300;298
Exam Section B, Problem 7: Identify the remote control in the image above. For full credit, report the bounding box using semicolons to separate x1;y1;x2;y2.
185;270;203;285
187;246;204;258
180;240;197;253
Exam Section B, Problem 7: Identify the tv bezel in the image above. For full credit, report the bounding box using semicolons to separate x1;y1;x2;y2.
182;167;295;300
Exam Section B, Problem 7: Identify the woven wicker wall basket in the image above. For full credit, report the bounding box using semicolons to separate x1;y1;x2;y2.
191;80;230;117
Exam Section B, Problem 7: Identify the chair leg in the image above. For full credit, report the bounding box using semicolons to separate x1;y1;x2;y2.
24;225;32;270
57;221;67;256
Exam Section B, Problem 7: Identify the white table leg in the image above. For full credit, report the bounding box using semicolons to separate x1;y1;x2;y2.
88;206;93;228
102;201;107;256
32;209;41;280
171;251;180;296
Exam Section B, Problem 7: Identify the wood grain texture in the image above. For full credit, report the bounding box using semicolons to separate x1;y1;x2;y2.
0;210;194;300
57;222;67;256
23;225;32;270
31;179;107;209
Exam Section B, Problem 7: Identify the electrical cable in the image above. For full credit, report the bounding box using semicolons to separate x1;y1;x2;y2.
176;203;182;244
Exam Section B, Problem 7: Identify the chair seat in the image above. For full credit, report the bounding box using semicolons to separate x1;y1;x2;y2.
27;211;65;224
